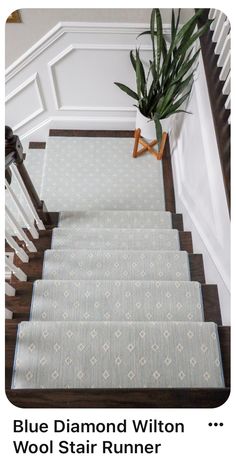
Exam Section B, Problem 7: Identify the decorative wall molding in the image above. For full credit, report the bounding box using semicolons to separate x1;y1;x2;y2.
48;43;152;111
6;22;171;82
5;73;45;131
6;21;160;141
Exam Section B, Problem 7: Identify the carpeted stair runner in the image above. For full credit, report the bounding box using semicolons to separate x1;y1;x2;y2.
52;228;180;250
12;321;224;389
10;136;225;392
30;280;204;322
40;137;166;211
42;250;190;281
59;210;172;229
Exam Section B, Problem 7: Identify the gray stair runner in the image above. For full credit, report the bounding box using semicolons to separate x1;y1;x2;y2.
10;134;225;393
59;210;172;229
30;280;204;322
42;250;190;281
41;137;166;211
51;228;180;250
12;321;224;389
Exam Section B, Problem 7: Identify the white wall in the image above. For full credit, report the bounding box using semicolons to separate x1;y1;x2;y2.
5;9;193;67
169;53;230;325
5;21;156;148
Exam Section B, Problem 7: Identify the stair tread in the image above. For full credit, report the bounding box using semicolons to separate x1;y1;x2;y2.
42;249;190;281
59;210;172;228
30;279;203;322
41;137;165;211
12;321;225;389
52;227;180;250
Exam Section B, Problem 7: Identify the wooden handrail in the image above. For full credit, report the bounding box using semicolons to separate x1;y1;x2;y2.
5;125;42;208
5;151;15;169
5;126;24;163
198;9;230;213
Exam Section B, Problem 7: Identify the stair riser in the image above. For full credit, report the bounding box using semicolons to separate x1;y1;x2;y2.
59;211;172;229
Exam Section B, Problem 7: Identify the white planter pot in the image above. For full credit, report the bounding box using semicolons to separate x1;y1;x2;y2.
136;109;171;141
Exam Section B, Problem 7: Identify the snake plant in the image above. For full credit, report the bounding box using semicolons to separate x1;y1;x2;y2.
114;9;212;142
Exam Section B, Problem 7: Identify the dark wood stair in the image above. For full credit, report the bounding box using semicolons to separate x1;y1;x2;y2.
5;133;230;408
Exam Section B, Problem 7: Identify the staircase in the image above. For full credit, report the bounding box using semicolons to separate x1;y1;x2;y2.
5;130;230;408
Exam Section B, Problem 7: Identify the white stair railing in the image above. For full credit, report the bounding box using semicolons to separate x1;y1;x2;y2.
11;165;45;231
5;231;29;263
5;206;37;253
5;254;27;281
5;308;13;319
209;9;231;122
5;126;49;320
5;179;39;239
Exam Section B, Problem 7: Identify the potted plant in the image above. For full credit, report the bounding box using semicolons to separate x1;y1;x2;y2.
114;9;212;157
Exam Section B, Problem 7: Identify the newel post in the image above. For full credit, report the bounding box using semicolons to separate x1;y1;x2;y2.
5;126;52;224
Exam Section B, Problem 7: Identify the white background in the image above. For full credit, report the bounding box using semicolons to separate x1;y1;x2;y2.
1;1;234;466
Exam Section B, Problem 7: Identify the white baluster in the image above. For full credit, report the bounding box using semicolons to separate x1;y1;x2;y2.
214;20;230;55
5;206;37;253
5;180;39;239
212;13;226;43
5;308;13;319
5;255;27;281
219;50;230;81
11;165;45;231
222;71;231;95
208;9;231;122
5;232;29;263
210;9;220;30
209;9;217;19
5;282;16;296
217;35;231;68
225;94;231;110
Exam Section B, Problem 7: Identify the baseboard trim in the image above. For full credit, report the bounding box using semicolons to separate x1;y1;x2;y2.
162;137;176;213
49;129;134;137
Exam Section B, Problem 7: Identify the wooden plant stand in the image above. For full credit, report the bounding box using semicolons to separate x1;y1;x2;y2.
132;128;168;160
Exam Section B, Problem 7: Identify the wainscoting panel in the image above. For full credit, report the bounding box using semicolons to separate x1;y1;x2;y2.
48;44;151;111
5;73;44;131
170;53;230;325
5;22;157;146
